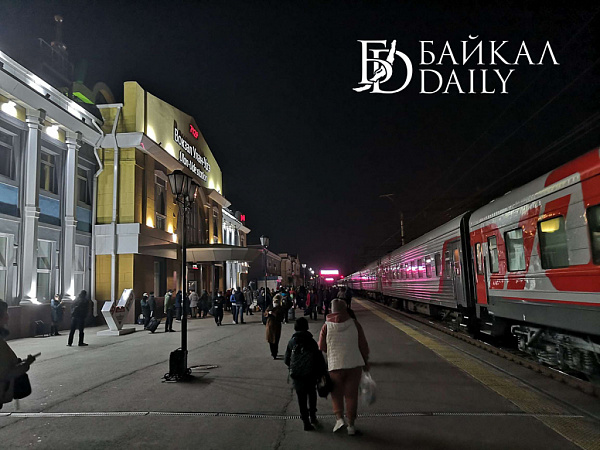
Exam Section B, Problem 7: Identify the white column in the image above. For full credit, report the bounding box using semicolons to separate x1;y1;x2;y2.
21;109;45;303
62;131;80;301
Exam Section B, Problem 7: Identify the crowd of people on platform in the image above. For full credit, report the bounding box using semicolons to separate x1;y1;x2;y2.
1;283;370;435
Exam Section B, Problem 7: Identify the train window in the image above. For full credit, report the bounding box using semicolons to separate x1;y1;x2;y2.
538;217;569;269
417;259;423;278
588;205;600;264
453;249;461;276
444;251;451;278
488;236;499;273
505;228;526;271
475;243;483;274
435;253;442;276
425;256;432;278
411;260;417;279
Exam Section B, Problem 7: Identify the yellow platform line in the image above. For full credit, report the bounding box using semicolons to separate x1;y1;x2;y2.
356;299;600;450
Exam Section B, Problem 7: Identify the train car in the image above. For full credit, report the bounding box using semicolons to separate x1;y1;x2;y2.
469;148;600;376
358;260;381;297
379;213;475;318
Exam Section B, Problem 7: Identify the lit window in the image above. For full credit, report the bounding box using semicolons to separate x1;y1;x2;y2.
488;236;499;273
154;176;166;231
425;256;432;278
505;228;526;272
538;217;569;269
74;245;87;294
40;152;57;194
0;130;14;180
411;260;417;279
453;249;461;276
0;236;7;301
475;243;483;274
434;253;441;277
77;168;90;204
587;205;600;265
37;240;52;303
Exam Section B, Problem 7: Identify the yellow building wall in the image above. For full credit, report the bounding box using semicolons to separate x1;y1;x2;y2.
117;254;134;295
95;255;112;301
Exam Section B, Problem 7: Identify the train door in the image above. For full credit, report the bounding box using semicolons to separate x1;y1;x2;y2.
474;240;489;305
448;240;467;307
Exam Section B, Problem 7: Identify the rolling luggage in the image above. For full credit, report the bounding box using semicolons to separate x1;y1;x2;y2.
147;317;161;333
287;308;296;321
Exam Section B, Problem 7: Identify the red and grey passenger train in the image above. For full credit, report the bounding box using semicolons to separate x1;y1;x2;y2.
344;148;600;378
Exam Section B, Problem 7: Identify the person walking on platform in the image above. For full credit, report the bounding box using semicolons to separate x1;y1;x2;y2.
234;287;246;324
50;294;64;336
175;290;183;321
244;287;254;315
213;291;224;326
189;290;199;319
265;295;285;359
164;289;175;332
319;295;370;436
317;286;325;315
141;293;151;329
148;292;156;320
199;290;210;318
68;290;90;347
230;290;237;323
285;317;326;431
305;288;318;320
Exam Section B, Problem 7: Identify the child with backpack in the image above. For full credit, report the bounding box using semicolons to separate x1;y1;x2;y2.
284;317;326;431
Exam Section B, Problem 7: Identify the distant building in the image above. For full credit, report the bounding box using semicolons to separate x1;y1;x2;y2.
279;253;303;286
222;208;251;289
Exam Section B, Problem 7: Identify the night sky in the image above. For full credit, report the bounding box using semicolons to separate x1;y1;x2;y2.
1;1;598;275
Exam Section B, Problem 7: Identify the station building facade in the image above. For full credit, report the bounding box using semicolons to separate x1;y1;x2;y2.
0;50;103;335
94;82;254;305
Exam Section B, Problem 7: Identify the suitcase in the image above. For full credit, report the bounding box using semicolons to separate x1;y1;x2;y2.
287;308;296;321
147;317;161;333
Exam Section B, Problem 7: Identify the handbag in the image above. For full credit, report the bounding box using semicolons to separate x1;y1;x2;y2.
317;372;333;398
13;373;32;400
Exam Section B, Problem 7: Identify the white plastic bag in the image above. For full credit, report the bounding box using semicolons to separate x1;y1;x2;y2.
359;371;376;406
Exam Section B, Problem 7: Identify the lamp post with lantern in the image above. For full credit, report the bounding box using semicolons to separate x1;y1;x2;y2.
166;169;198;380
302;263;306;287
260;235;269;325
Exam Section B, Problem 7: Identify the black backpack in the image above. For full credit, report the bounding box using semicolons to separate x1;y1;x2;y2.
290;341;318;379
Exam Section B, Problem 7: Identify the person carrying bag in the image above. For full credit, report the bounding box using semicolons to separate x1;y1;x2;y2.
0;300;38;409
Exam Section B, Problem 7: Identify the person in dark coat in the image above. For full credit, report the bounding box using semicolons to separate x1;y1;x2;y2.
234;287;246;324
147;292;156;323
265;296;285;359
199;290;210;318
68;290;90;347
164;289;175;332
141;293;151;329
175;291;183;321
212;291;224;326
50;294;64;336
285;317;325;431
317;287;325;315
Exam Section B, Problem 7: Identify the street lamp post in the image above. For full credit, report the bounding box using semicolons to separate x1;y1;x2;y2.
260;235;269;325
302;263;306;287
167;169;198;381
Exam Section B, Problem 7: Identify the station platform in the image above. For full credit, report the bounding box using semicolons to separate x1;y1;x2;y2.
1;298;599;449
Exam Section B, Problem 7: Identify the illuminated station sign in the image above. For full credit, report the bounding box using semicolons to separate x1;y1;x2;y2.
320;269;342;283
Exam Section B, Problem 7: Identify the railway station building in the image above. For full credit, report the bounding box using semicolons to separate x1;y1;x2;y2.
0;49;103;336
94;82;257;309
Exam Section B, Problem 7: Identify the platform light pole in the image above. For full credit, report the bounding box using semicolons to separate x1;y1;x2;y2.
302;263;306;287
167;169;198;380
260;235;269;325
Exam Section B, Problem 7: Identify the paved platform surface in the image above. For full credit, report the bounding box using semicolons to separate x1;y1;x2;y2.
1;298;599;449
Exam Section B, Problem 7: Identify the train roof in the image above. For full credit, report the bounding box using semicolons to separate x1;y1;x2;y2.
470;147;600;227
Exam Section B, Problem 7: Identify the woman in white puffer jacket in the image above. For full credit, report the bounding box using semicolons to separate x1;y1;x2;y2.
318;294;369;436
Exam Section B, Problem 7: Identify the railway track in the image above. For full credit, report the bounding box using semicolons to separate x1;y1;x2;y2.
360;296;600;399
